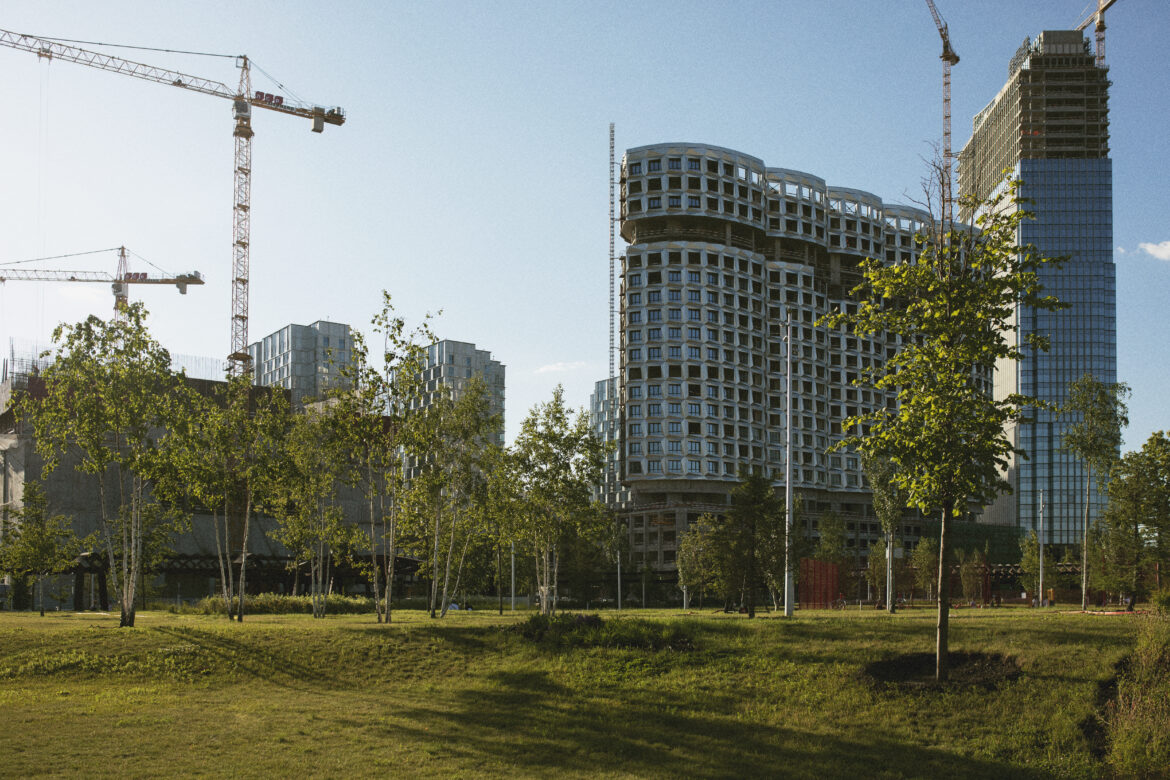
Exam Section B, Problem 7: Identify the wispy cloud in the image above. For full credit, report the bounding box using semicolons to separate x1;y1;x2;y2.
1138;241;1170;261
535;361;586;375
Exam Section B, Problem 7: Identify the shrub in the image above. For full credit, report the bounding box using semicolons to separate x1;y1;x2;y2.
1149;587;1170;616
1105;616;1170;776
180;593;375;616
516;613;694;651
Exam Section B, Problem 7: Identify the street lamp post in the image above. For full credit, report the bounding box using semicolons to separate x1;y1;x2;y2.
784;308;795;618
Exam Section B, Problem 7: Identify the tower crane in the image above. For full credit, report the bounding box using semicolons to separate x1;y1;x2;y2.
0;28;345;374
0;246;203;313
1076;0;1119;67
924;0;960;232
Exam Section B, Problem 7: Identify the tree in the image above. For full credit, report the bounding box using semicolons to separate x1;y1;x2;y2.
677;514;722;609
272;403;360;618
819;177;1063;680
863;453;903;613
329;295;435;623
1063;373;1130;610
511;386;608;616
911;536;939;604
0;481;85;615
708;471;783;618
1018;530;1042;601
23;304;190;627
1099;432;1170;601
180;376;290;622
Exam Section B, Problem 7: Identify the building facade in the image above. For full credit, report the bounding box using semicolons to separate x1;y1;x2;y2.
590;376;629;510
247;320;353;405
958;30;1116;544
618;143;938;571
420;340;506;447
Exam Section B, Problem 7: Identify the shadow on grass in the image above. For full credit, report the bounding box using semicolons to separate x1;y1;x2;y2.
150;626;338;688
384;668;1049;779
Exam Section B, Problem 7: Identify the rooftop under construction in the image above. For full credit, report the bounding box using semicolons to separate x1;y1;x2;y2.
958;30;1111;206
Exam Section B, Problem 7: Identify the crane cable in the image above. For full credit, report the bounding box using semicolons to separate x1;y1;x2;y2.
36;34;238;59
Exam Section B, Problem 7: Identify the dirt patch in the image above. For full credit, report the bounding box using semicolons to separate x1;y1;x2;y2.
865;651;1021;690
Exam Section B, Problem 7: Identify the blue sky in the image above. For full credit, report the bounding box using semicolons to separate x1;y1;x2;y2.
0;1;1166;449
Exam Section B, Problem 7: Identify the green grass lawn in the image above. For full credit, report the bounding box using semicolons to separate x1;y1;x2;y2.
0;606;1149;778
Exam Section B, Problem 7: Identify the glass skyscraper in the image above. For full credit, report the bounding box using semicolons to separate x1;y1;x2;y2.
959;31;1115;544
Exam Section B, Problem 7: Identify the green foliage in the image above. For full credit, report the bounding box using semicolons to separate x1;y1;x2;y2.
1018;531;1041;598
21;303;190;627
0;481;86;615
511;385;609;615
515;613;695;651
818;178;1063;519
1105;617;1170;776
814;510;848;566
677;514;723;606
818;176;1064;678
184;593;375;616
910;536;939;601
1064;373;1130;609
1100;431;1170;601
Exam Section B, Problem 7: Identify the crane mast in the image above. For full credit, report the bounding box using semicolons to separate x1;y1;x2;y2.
0;28;345;375
925;0;959;232
1076;0;1119;68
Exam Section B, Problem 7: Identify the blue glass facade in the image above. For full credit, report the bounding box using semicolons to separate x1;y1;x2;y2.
1009;158;1116;544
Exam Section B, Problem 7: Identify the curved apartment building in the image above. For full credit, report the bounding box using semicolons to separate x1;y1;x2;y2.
618;142;937;570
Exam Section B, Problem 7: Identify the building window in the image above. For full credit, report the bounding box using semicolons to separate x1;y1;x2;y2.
629;405;642;417
629;331;642;343
648;461;662;474
668;384;681;396
648;310;662;322
688;402;702;415
648;197;661;209
629;386;643;399
668;460;682;473
629;348;642;360
688;347;701;359
668;422;682;434
648;347;662;359
648;385;662;397
688;196;700;208
629;423;642;435
668;196;681;207
648;422;661;434
668;158;681;170
629;311;642;323
668;346;681;359
629;292;642;304
648;328;661;340
629;162;642;174
648;441;662;454
648;159;661;172
688;159;701;171
668;403;681;415
629;273;642;286
688;460;702;473
648;403;662;416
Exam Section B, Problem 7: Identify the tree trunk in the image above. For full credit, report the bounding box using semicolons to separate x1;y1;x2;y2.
235;489;253;622
496;539;504;616
887;532;896;614
1081;464;1091;611
385;500;398;624
429;500;442;618
936;504;952;682
38;574;45;617
439;491;459;618
370;485;381;624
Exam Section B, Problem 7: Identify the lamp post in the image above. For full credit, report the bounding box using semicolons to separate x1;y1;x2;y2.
784;307;795;618
1038;490;1045;607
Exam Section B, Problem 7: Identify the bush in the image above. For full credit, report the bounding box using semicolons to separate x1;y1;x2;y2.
1149;588;1170;616
1105;616;1170;776
516;613;694;651
180;593;375;616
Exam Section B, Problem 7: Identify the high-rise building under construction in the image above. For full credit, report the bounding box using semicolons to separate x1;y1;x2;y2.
958;30;1116;544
